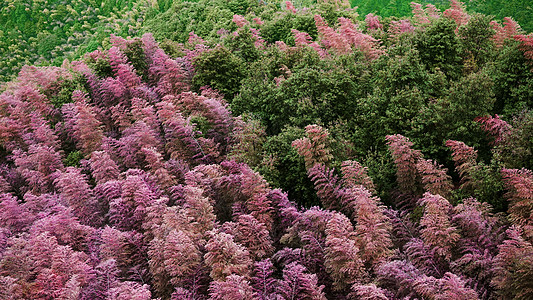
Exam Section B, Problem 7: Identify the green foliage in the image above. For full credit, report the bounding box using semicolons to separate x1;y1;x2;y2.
44;73;88;109
192;45;246;100
142;0;242;43
123;39;149;80
414;17;462;79
223;27;261;63
0;0;148;82
352;0;533;33
410;70;495;161
489;41;533;116
64;150;83;167
234;48;369;135
457;13;496;71
258;126;320;207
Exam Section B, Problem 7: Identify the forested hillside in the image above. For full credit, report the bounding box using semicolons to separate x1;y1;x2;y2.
1;0;532;82
351;0;533;32
0;0;533;299
0;0;152;82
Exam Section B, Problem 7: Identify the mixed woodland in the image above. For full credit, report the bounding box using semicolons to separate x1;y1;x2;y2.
0;0;533;299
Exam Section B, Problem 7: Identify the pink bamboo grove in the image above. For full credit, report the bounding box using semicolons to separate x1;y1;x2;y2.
0;10;532;298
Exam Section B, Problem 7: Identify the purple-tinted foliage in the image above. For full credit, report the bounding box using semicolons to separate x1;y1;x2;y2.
0;31;530;300
251;259;278;299
276;262;327;300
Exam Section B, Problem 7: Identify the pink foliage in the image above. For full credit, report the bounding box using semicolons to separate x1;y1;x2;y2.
415;159;453;197
492;226;533;299
277;262;327;299
285;1;297;14
491;17;521;48
419;192;460;260
501;168;533;240
411;2;429;24
232;15;249;28
204;230;253;281
350;187;392;264
209;274;255;300
253;17;264;25
341;160;376;193
386;134;423;195
443;0;470;28
314;14;351;55
292;124;333;169
365;13;383;30
338;17;384;60
324;212;365;290
446;140;479;189
350;283;389;299
388;20;415;40
515;33;533;64
476;114;512;145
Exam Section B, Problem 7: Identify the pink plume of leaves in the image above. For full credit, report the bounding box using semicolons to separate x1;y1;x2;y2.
307;163;343;210
251;259;279;299
141;34;189;96
514;33;533;66
341;160;376;193
411;2;440;24
365;13;383;30
475;114;511;145
1;233;95;299
142;146;177;189
172;91;233;145
324;212;366;290
23;112;60;151
338;17;384;60
0;193;34;233
290;29;327;56
348;187;393;265
204;229;253;281
350;283;389;300
285;1;297;14
70;91;104;155
426;4;441;19
236;166;274;231
281;207;332;282
232;15;249;28
90;151;120;184
157;101;219;165
108;172;159;231
148;229;203;296
415;158;453;198
107;46;142;89
292;124;333;170
108;281;153;300
411;2;430;24
419;192;460;261
491;17;521;48
276;262;327;300
388;20;415;41
209;274;256;300
253;17;264;25
223;214;274;260
492;226;533;299
314;14;351;55
501;168;533;241
12;144;64;194
386;134;423;196
446;140;479;190
29;205;95;252
443;0;470;29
